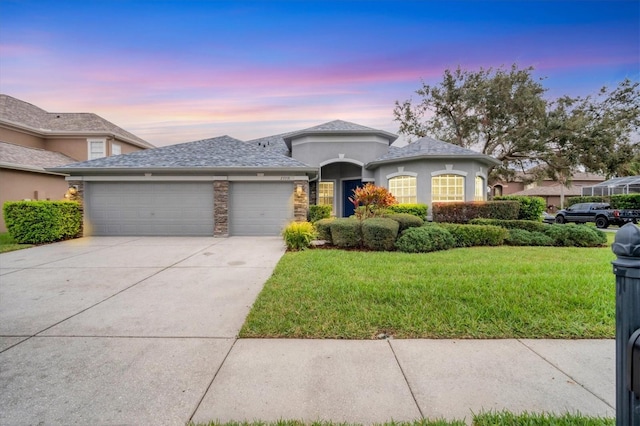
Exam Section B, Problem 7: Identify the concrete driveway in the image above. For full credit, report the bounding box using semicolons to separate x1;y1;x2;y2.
0;236;286;425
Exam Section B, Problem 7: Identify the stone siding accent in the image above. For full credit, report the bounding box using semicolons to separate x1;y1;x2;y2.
293;180;309;222
67;180;84;237
214;180;229;237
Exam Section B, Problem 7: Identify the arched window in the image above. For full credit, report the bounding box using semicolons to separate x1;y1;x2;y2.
492;185;503;197
432;174;464;202
475;176;485;201
388;175;417;204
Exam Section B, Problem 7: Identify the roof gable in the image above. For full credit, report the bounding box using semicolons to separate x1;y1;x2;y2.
367;136;501;168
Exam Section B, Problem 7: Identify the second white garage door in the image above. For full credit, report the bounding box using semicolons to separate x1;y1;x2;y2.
229;182;294;236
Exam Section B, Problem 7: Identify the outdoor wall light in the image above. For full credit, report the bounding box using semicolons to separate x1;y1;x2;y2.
296;184;303;195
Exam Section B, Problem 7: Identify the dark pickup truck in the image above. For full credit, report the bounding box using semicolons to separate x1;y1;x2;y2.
554;202;640;229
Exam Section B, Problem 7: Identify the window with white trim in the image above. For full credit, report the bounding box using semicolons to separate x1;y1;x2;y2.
475;176;485;201
111;143;121;156
388;175;417;204
432;174;464;202
88;139;106;160
318;181;334;214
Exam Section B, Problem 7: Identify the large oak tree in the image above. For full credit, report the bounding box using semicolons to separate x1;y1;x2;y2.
393;64;640;183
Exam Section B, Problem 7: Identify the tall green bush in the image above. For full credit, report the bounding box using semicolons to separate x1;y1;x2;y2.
308;205;332;222
611;194;640;209
493;195;545;221
361;218;399;251
3;201;82;244
387;203;428;219
567;196;607;206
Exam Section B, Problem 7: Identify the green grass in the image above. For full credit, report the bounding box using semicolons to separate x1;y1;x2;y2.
192;411;615;425
0;232;33;253
240;236;617;339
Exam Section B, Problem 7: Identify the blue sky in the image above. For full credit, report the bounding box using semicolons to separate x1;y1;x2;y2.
1;0;638;146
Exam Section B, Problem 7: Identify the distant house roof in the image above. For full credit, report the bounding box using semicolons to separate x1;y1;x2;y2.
47;135;315;174
507;169;605;183
0;141;76;175
0;94;154;149
367;136;501;168
510;184;584;197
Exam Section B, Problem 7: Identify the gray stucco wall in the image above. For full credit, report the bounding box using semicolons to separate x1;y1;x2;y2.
291;135;390;170
371;159;490;205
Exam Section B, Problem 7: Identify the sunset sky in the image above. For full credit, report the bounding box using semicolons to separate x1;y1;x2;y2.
1;0;638;146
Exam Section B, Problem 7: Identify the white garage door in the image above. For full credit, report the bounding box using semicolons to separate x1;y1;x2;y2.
229;182;294;236
86;182;214;236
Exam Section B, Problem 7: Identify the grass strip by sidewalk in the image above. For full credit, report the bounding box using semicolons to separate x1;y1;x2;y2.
193;410;615;425
240;242;616;339
0;232;33;253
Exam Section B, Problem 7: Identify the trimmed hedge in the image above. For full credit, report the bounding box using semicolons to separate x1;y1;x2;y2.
362;218;399;251
432;201;519;223
611;194;640;209
308;204;332;222
385;213;424;232
329;218;362;248
469;218;548;233
567;196;607;206
493;195;545;221
3;201;82;244
387;203;428;219
544;224;607;247
314;218;334;242
395;224;455;253
506;228;554;246
438;223;508;247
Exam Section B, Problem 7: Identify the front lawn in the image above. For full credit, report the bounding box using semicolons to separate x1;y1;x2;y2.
0;232;33;253
240;239;616;339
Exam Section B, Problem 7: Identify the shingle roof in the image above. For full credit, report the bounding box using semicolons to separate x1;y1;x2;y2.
0;141;76;173
247;132;293;156
0;94;154;149
282;120;398;147
367;136;501;168
511;185;584;197
48;135;314;172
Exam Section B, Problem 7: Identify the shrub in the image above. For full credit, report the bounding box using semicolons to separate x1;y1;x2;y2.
282;221;316;251
432;201;519;223
439;223;508;247
544;224;607;247
3;201;82;244
505;228;554;246
349;183;397;219
493;195;545;221
362;218;399;251
385;213;424;232
470;218;548;233
330;218;363;248
387;203;428;219
314;218;334;243
308;204;332;222
611;194;640;209
395;225;455;253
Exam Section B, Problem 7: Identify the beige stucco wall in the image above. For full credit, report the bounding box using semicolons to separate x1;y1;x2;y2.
0;127;46;149
44;137;88;161
0;168;69;232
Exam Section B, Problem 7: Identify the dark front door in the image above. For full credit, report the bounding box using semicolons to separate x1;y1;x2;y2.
343;179;362;217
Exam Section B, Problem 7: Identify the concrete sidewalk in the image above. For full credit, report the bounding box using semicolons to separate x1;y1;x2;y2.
0;237;615;425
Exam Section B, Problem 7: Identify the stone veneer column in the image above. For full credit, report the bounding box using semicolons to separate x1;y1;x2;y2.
293;180;309;222
67;180;84;237
213;180;229;237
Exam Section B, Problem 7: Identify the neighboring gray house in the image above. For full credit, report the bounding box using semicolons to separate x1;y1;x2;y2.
49;120;499;237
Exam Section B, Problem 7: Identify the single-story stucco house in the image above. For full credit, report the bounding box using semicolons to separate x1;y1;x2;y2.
48;120;500;237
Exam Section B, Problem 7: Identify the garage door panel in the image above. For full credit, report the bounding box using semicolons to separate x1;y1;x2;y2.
230;182;294;236
86;182;214;236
